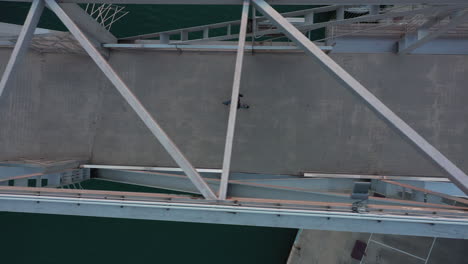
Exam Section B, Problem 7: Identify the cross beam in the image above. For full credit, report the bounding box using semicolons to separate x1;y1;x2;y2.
44;0;217;199
251;0;468;195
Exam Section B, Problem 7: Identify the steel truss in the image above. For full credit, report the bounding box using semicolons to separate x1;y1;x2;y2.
0;0;467;237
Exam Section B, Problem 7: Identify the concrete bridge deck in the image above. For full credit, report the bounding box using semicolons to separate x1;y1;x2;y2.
0;48;467;177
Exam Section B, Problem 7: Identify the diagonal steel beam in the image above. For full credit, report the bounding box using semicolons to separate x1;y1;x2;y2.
57;3;117;57
219;0;250;200
398;9;468;54
0;0;44;98
45;0;217;200
252;0;468;195
59;3;117;44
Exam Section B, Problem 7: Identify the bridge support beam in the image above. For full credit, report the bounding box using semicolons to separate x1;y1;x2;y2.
219;0;250;200
0;187;466;239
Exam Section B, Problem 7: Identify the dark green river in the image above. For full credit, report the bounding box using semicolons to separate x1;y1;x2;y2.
0;180;297;264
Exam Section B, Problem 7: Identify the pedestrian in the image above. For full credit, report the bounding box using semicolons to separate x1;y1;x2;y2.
222;94;250;109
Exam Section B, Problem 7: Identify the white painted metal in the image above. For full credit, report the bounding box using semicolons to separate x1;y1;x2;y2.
0;0;44;97
1;193;467;239
103;43;333;52
304;173;450;182
45;0;217;199
219;0;250;200
81;164;222;173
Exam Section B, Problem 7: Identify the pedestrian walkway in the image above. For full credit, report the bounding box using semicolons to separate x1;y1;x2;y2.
287;229;468;264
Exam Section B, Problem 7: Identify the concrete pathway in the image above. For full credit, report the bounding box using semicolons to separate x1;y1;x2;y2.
287;229;468;264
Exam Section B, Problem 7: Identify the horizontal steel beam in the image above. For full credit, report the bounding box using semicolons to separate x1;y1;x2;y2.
85;165;460;183
95;169;464;209
103;43;333;52
5;38;465;55
2;0;468;5
329;37;468;55
304;172;450;182
0;187;467;239
81;164;222;173
95;169;360;203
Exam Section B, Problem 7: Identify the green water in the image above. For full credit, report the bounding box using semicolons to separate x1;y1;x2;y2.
0;2;329;39
0;212;296;264
0;180;297;264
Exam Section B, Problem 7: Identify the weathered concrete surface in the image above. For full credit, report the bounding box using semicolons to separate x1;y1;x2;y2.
0;49;104;161
288;230;468;264
427;238;468;264
287;230;370;264
369;233;434;260
0;48;467;176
